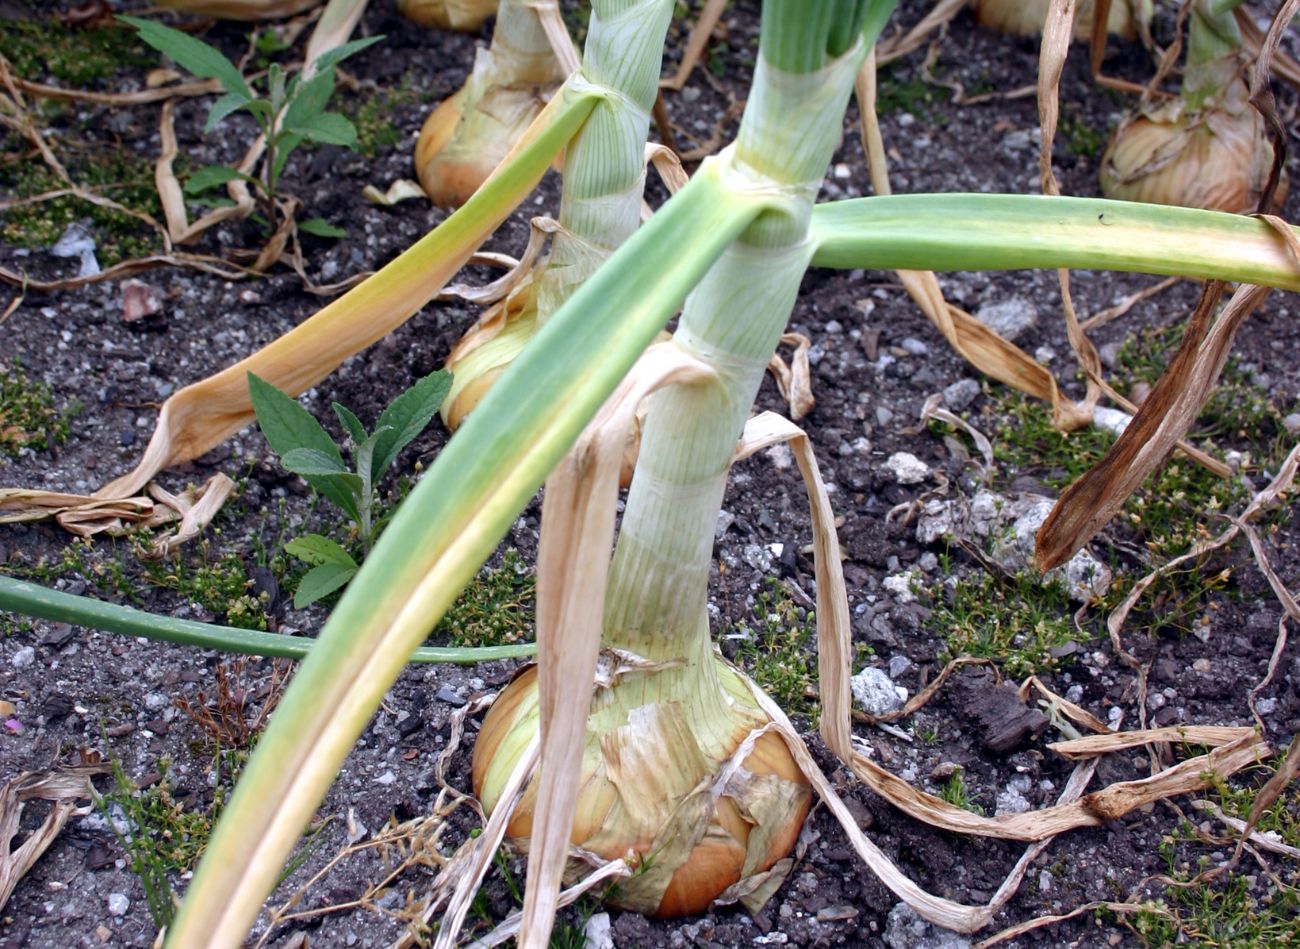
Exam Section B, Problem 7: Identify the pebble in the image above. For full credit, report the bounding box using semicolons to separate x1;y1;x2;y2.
875;405;894;427
885;451;930;484
1255;697;1278;716
851;667;905;717
375;770;396;786
584;912;614;949
106;893;129;917
1098;341;1123;369
882;570;920;604
996;774;1033;815
11;646;35;669
888;655;914;680
883;903;970;949
1192;658;1212;673
1092;407;1132;438
1284;413;1300;437
942;378;980;411
434;686;466;706
900;337;929;356
975;297;1038;342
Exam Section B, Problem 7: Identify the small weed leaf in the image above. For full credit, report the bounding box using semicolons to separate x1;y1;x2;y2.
281;70;336;128
310;35;385;75
248;373;360;521
284;534;357;569
332;403;368;446
184;165;255;196
118;16;251;99
286;111;358;147
371;369;452;482
281;447;351;477
298;217;348;239
204;91;253;134
294;561;358;608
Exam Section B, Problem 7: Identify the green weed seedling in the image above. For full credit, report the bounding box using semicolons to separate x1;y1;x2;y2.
98;757;214;928
119;17;382;236
0;359;80;456
732;578;817;718
248;369;452;607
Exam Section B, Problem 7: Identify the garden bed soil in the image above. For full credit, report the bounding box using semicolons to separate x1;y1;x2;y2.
2;1;1299;947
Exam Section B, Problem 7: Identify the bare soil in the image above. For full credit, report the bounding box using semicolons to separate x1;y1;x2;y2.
2;2;1299;948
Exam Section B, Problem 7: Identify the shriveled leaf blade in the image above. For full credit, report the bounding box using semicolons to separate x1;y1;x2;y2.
1036;281;1270;571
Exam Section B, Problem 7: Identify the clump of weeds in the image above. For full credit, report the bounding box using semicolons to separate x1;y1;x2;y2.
0;359;81;456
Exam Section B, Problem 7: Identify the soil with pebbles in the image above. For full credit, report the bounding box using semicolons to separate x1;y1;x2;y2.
3;2;1300;947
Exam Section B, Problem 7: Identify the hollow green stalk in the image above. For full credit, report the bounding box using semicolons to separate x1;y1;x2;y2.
534;0;675;322
1185;0;1242;108
0;576;534;663
808;193;1300;288
599;0;881;732
443;0;676;419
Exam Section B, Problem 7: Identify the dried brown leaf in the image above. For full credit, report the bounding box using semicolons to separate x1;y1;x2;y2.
1;764;106;911
1036;280;1272;571
659;0;727;91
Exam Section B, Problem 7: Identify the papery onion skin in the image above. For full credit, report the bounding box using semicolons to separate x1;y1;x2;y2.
1100;75;1286;213
972;0;1152;40
473;664;812;918
397;0;498;31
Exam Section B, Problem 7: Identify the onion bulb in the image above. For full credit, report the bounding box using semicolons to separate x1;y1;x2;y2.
415;2;565;208
440;287;538;430
473;658;812;917
1100;70;1284;213
972;0;1152;40
441;282;666;483
397;0;497;32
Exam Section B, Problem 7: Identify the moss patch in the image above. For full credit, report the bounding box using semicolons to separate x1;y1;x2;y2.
434;549;535;648
0;18;153;87
0;359;80;456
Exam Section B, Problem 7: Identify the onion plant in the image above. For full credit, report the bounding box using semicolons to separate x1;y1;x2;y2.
5;1;1300;946
414;0;567;208
1101;0;1282;211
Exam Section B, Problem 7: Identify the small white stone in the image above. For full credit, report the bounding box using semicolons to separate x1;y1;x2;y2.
1093;406;1132;438
885;451;930;485
107;893;129;917
375;770;396;786
584;912;614;949
851;667;903;717
10;646;35;669
883;570;921;603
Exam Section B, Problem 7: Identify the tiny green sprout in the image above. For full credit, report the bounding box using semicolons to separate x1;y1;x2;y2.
247;369;452;607
119;16;382;236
